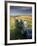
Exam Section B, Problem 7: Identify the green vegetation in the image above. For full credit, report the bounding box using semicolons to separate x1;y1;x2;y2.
10;15;32;40
10;16;15;32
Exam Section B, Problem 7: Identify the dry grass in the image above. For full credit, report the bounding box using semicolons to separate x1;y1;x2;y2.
10;15;32;32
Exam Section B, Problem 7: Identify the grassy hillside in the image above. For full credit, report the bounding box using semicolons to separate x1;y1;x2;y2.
10;15;32;32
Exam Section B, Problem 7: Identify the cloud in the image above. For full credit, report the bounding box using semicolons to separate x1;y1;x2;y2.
10;6;32;16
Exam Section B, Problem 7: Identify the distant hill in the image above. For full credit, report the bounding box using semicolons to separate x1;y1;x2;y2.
10;15;32;21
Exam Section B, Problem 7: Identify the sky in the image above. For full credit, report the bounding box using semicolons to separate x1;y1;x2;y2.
10;6;32;16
